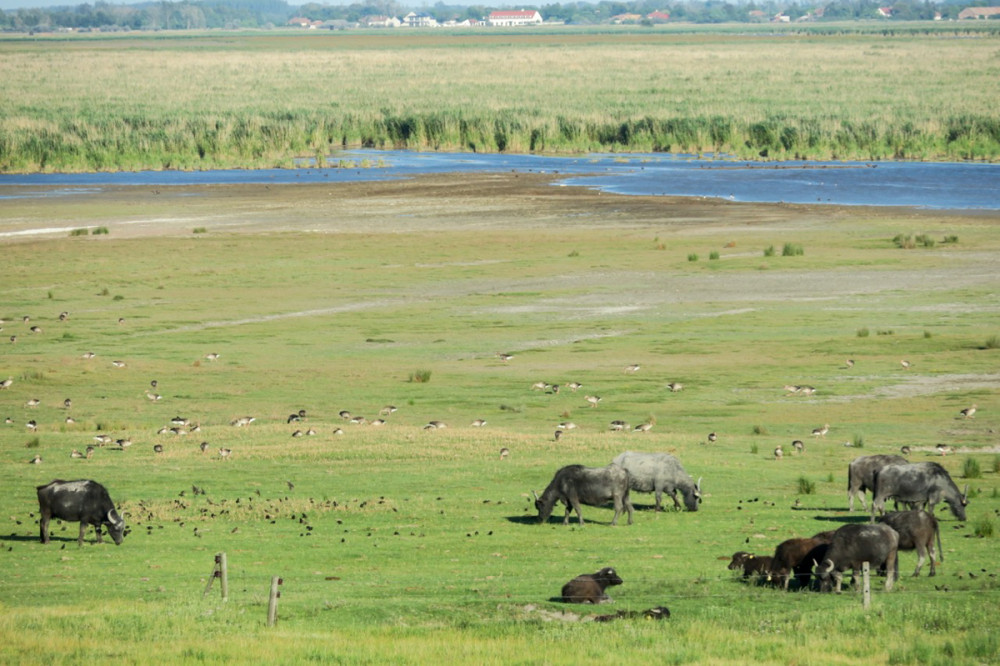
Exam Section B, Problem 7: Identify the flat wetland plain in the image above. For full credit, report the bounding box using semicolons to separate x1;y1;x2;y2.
2;26;1000;666
1;172;999;664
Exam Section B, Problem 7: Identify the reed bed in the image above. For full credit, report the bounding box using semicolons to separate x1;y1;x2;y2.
2;30;999;171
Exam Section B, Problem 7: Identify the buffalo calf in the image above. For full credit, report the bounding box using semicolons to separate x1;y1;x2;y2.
561;567;623;604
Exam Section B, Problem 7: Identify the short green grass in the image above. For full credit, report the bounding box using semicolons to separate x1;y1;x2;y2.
0;198;998;664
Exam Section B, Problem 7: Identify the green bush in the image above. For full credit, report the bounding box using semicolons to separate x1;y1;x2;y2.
409;370;432;383
962;457;981;479
797;476;816;495
709;250;720;260
92;226;110;235
688;253;699;262
782;243;804;256
852;434;865;448
857;327;870;338
752;425;768;435
69;228;89;236
763;245;775;257
984;335;1000;349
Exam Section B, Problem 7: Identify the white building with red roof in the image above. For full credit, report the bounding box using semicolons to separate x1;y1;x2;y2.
487;10;543;26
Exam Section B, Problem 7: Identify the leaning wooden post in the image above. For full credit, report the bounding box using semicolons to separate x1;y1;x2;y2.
267;576;283;627
203;552;226;599
862;562;871;610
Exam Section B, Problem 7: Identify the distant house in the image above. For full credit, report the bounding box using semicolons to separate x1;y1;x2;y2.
646;11;671;22
612;13;643;24
288;17;322;28
487;10;543;26
361;15;401;28
958;6;1000;19
771;13;790;22
403;12;438;27
876;6;893;17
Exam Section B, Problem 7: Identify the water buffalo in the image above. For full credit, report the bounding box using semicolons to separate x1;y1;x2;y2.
817;523;899;593
611;451;701;512
770;530;836;590
877;510;941;577
37;479;125;546
561;567;624;604
534;463;634;526
728;551;774;583
847;454;908;511
871;462;968;521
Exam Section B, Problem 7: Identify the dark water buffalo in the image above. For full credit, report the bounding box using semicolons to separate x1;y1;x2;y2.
847;454;908;511
611;451;701;512
817;523;899;593
877;510;941;577
872;462;968;521
534;463;633;526
770;531;836;590
561;567;624;604
37;479;125;546
728;551;774;583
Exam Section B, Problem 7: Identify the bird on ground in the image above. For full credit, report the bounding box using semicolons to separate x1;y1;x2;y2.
71;449;85;459
936;444;955;456
585;395;602;408
666;382;683;392
557;422;577;430
901;360;912;370
200;442;209;453
146;393;161;401
471;419;487;427
82;352;96;359
960;404;977;419
333;428;344;436
554;430;563;441
798;386;816;396
379;405;397;416
218;448;232;459
205;353;220;361
287;481;295;491
25;398;40;408
497;353;513;363
338;410;352;420
625;364;640;374
499;447;510;460
844;359;855;369
773;446;783;460
792;440;804;454
112;360;126;368
85;446;94;459
26;420;37;431
28;454;42;464
634;422;653;433
0;378;13;390
609;420;629;432
63;398;72;409
900;445;911;455
812;424;830;438
566;382;583;392
707;432;718;443
153;444;164;454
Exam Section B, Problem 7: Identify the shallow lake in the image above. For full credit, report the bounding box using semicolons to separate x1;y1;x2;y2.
2;151;998;210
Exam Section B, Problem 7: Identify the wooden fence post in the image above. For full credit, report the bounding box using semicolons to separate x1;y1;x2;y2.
267;576;283;627
862;561;871;610
203;552;227;599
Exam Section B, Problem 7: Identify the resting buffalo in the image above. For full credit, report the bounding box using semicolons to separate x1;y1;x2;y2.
534;463;634;526
877;510;941;577
770;530;836;590
817;523;899;593
37;479;125;546
561;567;624;604
847;454;908;512
872;462;968;521
611;451;701;511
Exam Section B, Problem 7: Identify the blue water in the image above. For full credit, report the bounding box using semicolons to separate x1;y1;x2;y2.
2;151;998;210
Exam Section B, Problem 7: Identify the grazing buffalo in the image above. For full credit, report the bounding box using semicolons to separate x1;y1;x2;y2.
877;510;941;577
872;462;968;521
37;479;125;546
817;523;899;593
847;454;908;511
728;551;774;583
561;567;624;604
770;531;836;590
534;463;634;526
611;451;702;512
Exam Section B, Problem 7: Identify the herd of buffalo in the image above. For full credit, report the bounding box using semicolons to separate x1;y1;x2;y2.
34;444;968;603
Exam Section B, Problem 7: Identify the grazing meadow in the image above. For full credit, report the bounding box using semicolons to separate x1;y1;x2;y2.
2;25;1000;171
1;178;999;663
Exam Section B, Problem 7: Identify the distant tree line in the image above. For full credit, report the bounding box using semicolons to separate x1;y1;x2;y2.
0;0;987;32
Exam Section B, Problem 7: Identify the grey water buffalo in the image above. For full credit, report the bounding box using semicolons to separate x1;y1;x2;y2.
817;523;899;593
611;451;701;512
37;479;125;546
770;530;836;590
728;552;774;583
872;462;968;521
847;454;908;511
877;510;942;577
534;463;634;526
561;567;624;603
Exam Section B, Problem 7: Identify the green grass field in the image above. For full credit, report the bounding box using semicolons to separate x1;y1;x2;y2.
1;180;998;663
2;26;1000;171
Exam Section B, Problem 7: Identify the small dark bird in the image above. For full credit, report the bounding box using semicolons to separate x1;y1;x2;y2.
900;445;911;455
499;447;510;460
554;430;563;441
153;444;164;454
707;432;717;443
218;447;232;459
85;446;94;459
199;441;209;453
63;398;72;409
960;404;977;419
287;481;295;491
792;440;804;454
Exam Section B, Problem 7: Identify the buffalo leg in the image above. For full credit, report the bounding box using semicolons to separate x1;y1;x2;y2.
39;509;51;544
78;522;87;546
